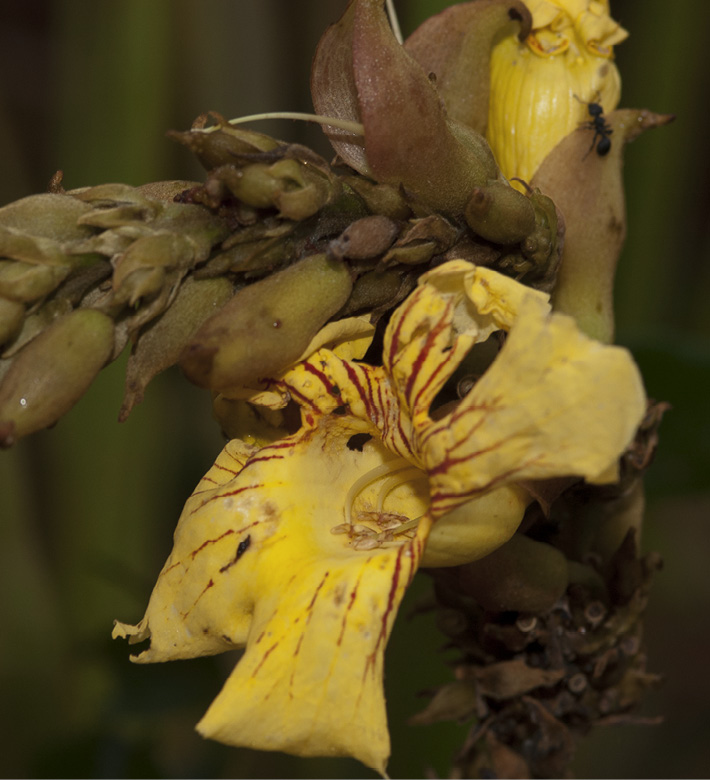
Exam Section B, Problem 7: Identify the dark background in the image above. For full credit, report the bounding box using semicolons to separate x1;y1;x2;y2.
1;1;708;777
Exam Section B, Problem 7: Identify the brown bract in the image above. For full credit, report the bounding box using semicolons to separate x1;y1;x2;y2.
404;0;531;135
311;0;531;214
533;108;675;342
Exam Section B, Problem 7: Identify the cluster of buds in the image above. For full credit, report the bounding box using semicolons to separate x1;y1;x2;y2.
0;109;561;445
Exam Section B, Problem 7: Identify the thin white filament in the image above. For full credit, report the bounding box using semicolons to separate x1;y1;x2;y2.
376;468;426;512
194;111;364;137
344;458;414;525
389;514;422;537
386;0;404;45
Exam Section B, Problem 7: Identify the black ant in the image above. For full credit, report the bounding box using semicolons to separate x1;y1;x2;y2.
574;94;613;158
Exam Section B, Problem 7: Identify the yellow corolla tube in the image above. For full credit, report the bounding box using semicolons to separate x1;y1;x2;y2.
487;0;628;183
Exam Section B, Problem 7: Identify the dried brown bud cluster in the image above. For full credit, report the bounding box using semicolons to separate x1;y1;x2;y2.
414;403;667;776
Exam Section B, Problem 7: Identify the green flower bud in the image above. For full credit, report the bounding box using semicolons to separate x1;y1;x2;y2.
168;122;280;170
341;176;411;221
112;233;195;306
0;228;67;265
212;158;334;221
180;253;352;396
272;160;335;221
208;234;295;277
73;184;161;228
2;298;73;359
0;260;70;303
339;268;409;316
0;309;114;447
0;193;93;242
150;201;230;251
0;297;24;347
457;532;569;613
120;276;234;421
464;180;536;245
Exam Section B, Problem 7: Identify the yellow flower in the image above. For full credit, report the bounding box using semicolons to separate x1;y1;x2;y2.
114;261;645;774
487;0;628;182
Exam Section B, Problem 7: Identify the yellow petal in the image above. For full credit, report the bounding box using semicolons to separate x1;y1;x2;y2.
382;262;548;433
115;417;429;774
425;294;646;516
113;437;258;658
422;485;531;567
297;314;375;362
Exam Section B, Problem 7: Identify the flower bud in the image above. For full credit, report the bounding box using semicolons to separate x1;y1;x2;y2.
0;192;93;241
488;0;627;183
211;158;334;221
180;254;352;396
0;260;70;303
0;297;24;347
112;233;194;306
73;183;161;227
329;215;399;262
120;276;234;420
340;176;411;220
464;180;536;244
382;215;459;266
456;532;569;613
1;298;73;359
338;268;407;317
168;121;280;170
0;309;114;446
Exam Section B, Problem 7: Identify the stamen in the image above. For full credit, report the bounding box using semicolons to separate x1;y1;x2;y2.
336;455;429;551
378;515;405;532
353;537;379;551
388;515;422;536
376;468;426;512
194;112;365;138
351;524;376;536
343;458;414;526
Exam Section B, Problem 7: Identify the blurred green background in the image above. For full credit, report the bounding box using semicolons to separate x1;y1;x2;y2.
0;0;708;777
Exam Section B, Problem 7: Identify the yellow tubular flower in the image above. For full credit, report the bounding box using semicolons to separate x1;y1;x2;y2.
114;261;646;774
487;0;628;183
